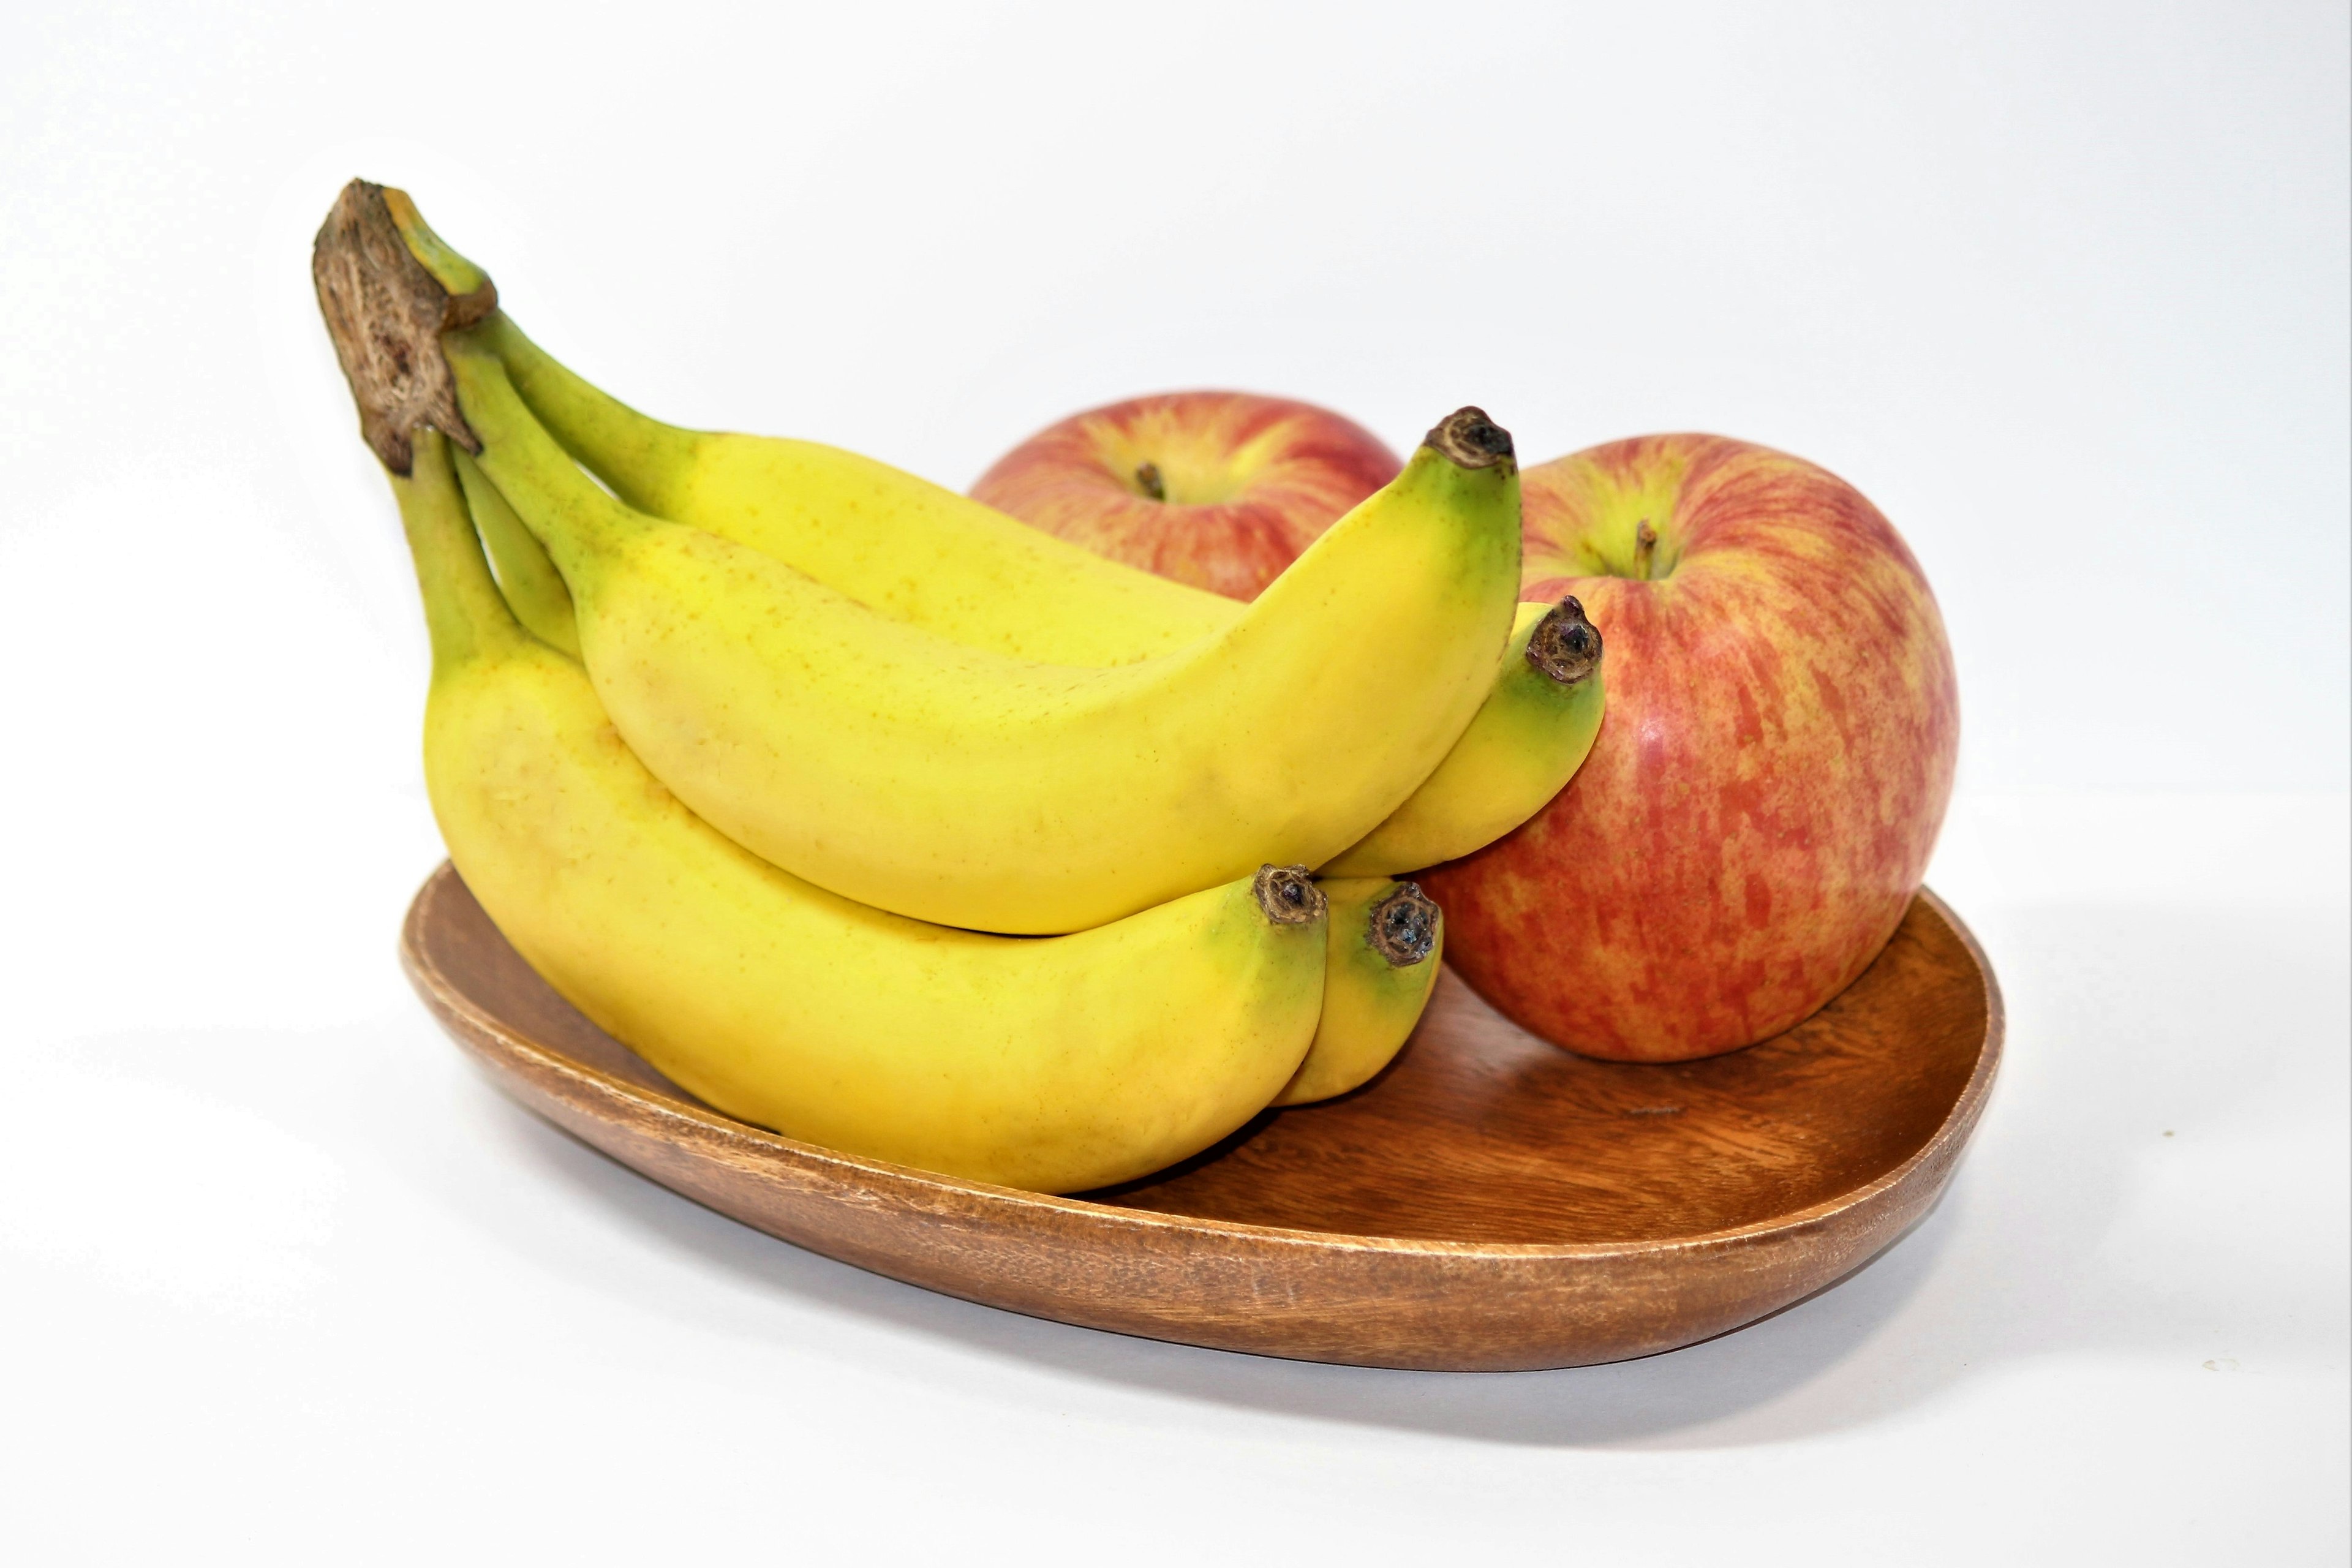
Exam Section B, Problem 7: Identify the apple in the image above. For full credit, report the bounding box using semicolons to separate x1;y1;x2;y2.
1420;434;1958;1063
970;391;1402;600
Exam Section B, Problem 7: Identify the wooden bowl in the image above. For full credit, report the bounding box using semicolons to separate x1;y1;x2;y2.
402;863;2001;1371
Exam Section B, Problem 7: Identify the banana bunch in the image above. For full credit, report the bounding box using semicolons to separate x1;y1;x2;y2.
318;180;1602;1193
473;311;1608;877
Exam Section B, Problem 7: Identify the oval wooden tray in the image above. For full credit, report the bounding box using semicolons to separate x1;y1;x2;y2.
401;863;2001;1371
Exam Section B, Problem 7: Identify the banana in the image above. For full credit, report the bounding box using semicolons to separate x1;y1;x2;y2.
482;314;1605;872
1274;878;1445;1107
393;428;1327;1193
329;182;1599;873
477;310;1240;666
435;335;1519;934
320;182;1594;890
452;443;578;657
484;317;1608;870
1319;598;1603;875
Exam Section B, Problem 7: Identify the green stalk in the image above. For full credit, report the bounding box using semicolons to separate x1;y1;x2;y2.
476;312;707;519
391;429;530;676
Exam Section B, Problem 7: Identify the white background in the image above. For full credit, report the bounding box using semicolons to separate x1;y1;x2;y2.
2;3;2345;1563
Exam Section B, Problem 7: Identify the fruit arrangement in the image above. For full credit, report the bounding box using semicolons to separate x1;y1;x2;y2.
319;177;1953;1195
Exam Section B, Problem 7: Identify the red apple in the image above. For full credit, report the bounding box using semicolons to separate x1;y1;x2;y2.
1421;434;1958;1063
970;391;1401;600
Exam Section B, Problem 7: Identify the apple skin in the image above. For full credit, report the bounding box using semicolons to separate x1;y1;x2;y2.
1420;434;1958;1063
970;391;1401;600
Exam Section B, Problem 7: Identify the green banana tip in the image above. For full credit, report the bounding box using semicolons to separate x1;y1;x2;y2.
312;179;497;475
377;186;495;300
1525;595;1602;685
1423;407;1515;471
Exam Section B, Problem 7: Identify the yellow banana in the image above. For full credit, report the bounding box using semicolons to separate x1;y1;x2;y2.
442;336;1520;934
367;187;1208;665
478;307;1234;668
1320;598;1603;875
481;314;1604;873
394;428;1327;1193
326;181;1596;881
1274;878;1445;1106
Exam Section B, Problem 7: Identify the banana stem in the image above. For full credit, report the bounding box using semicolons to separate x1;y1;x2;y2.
444;341;658;579
393;430;530;674
453;445;582;658
312;179;497;474
476;314;708;519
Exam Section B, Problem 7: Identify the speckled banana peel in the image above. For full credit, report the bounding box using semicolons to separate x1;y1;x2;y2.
315;179;1590;915
347;181;1605;878
477;307;1240;667
426;334;1517;935
1273;878;1445;1107
477;313;1602;869
391;429;1328;1194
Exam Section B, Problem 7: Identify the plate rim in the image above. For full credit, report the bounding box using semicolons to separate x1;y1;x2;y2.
400;861;2005;1261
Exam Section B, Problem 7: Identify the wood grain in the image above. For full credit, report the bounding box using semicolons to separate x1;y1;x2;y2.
401;862;2002;1371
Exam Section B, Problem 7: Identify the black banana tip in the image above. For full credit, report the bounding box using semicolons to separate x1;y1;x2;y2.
1525;595;1603;685
1424;407;1515;470
1368;882;1441;967
1254;865;1328;926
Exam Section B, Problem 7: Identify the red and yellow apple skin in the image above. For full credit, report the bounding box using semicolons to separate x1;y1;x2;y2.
1422;434;1958;1063
970;392;1401;600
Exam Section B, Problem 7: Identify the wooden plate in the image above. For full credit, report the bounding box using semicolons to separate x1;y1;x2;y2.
402;864;2001;1371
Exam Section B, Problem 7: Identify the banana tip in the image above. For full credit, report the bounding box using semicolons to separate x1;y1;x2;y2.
1368;882;1441;967
1525;595;1602;685
1254;865;1327;926
1424;407;1515;470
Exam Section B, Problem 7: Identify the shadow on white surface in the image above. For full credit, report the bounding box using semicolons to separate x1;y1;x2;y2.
465;1077;1959;1446
428;895;2348;1449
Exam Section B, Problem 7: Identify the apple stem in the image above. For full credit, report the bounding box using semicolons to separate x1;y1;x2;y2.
1634;519;1659;581
1134;461;1167;502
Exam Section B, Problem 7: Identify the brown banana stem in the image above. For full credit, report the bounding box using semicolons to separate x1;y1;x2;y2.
311;179;497;473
